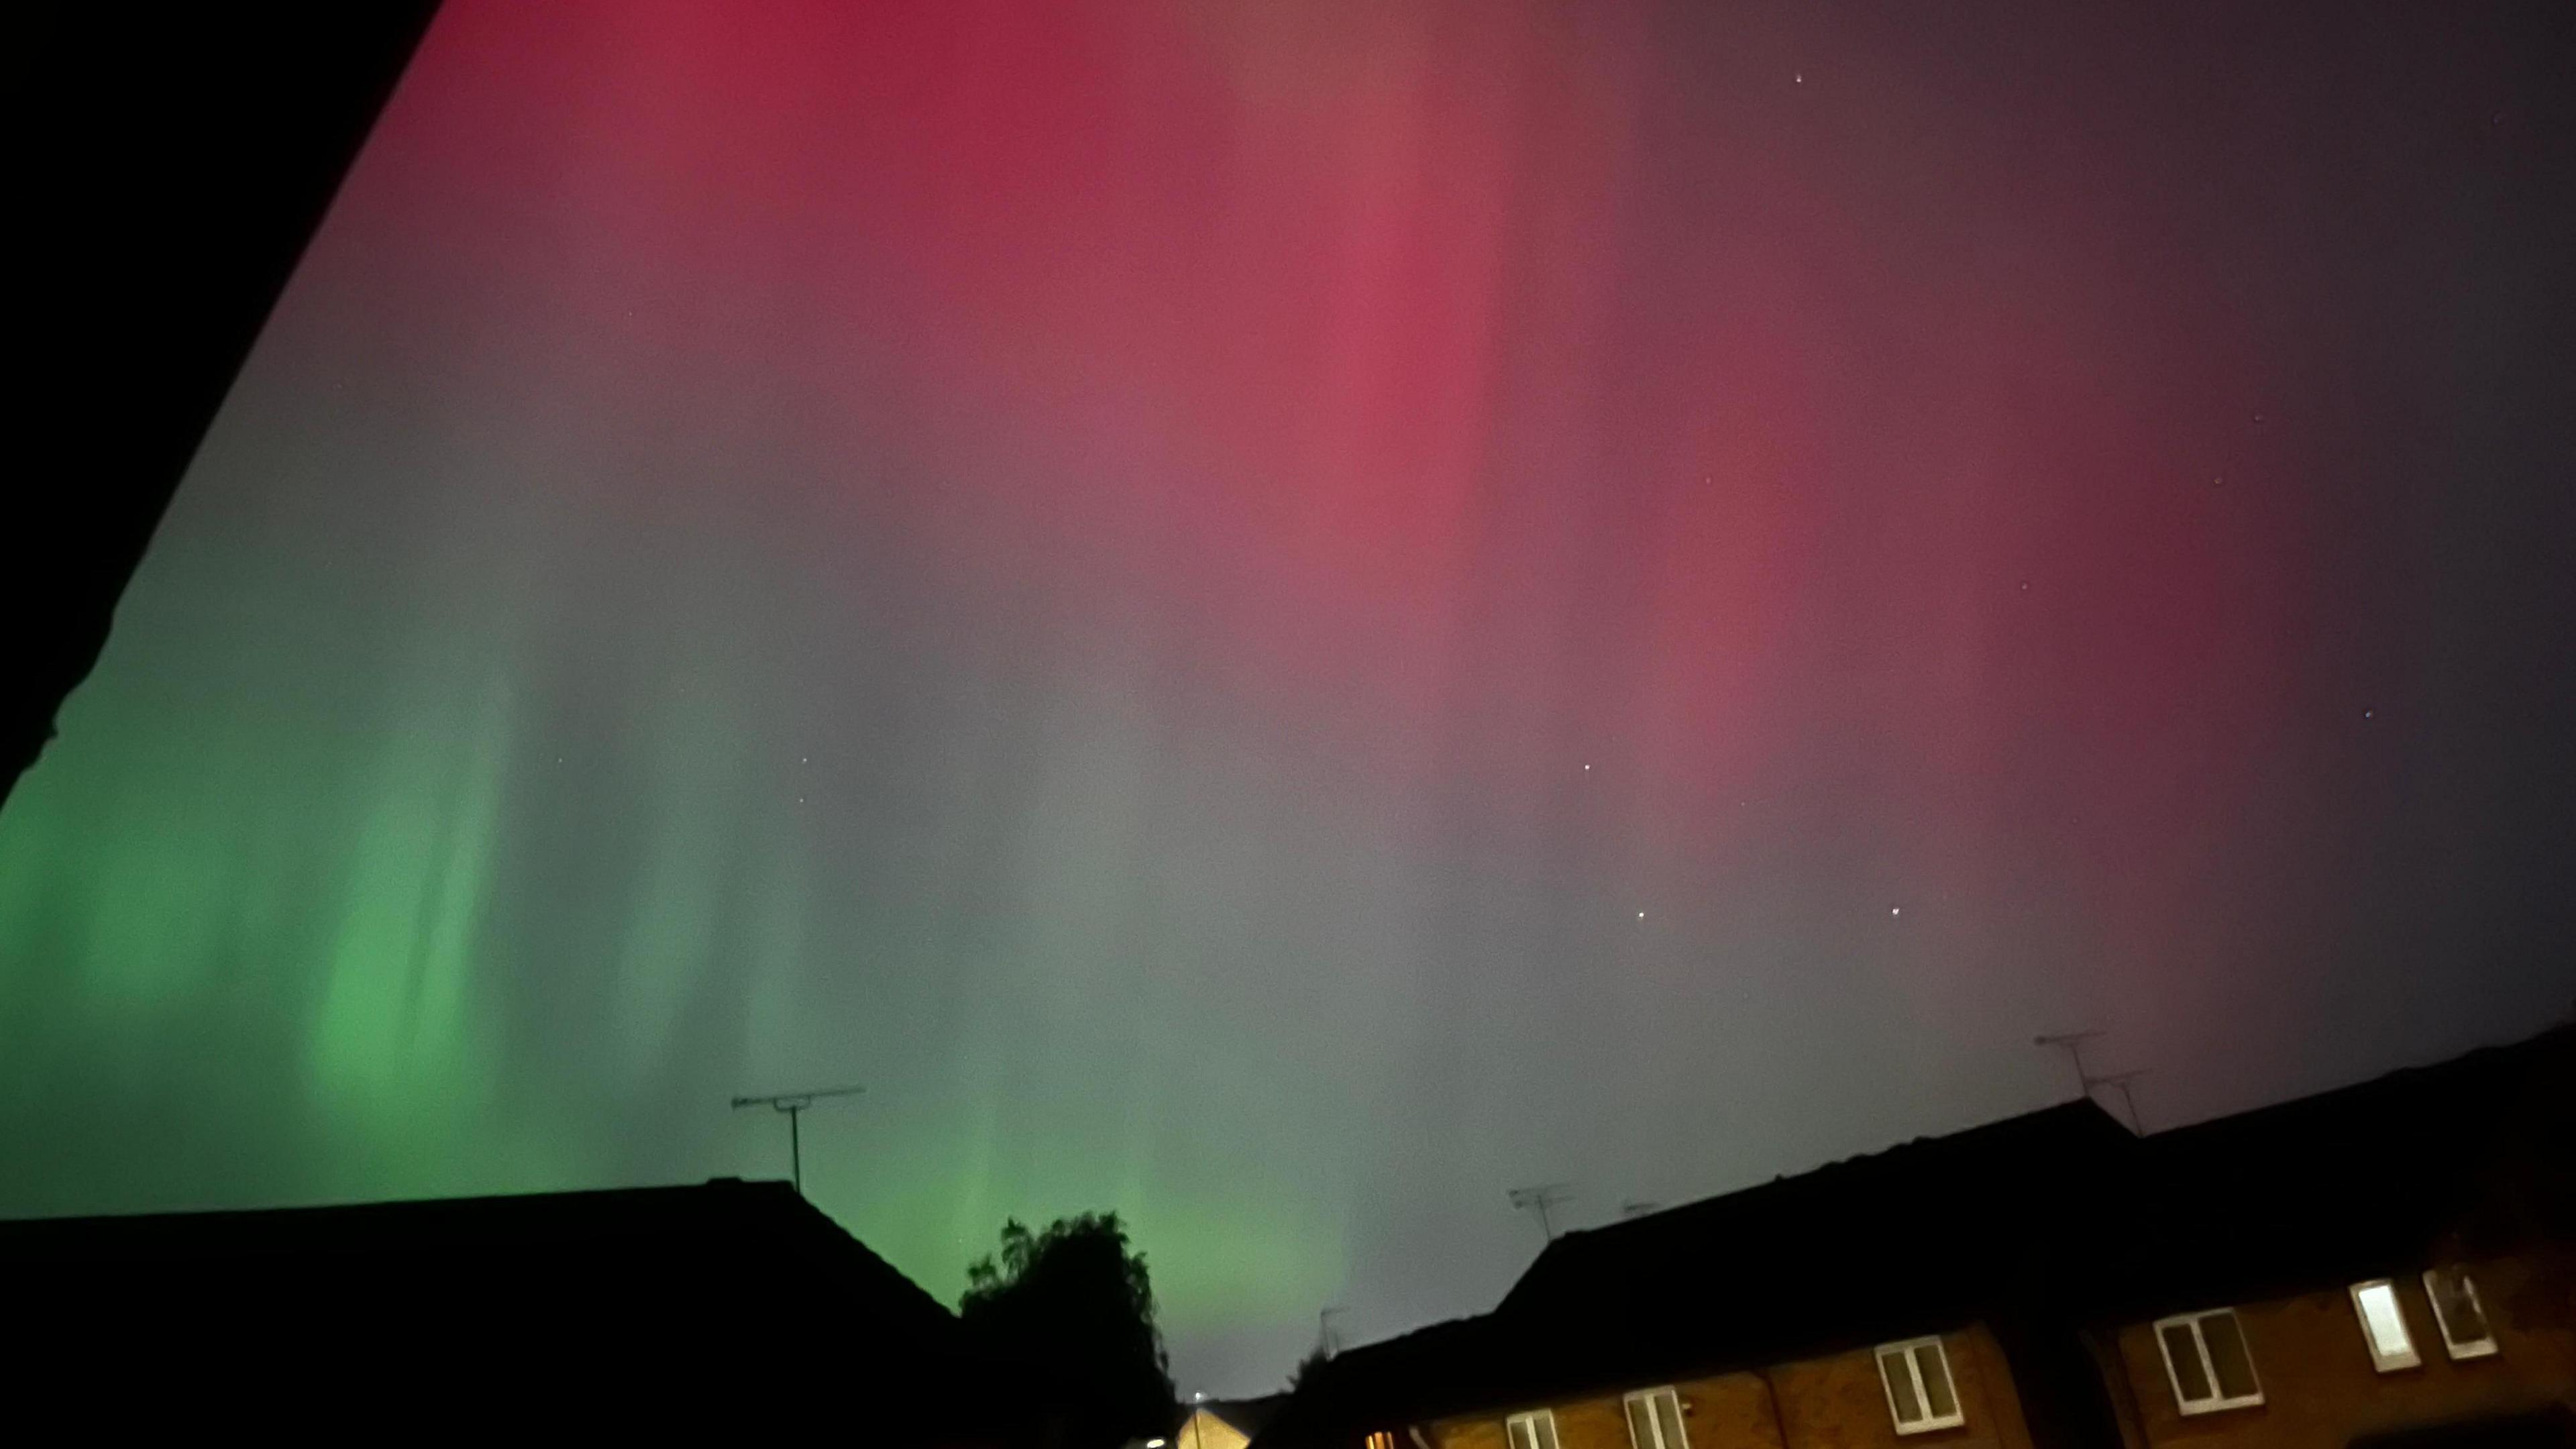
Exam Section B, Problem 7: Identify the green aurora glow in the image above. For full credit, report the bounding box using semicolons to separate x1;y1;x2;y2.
7;0;2573;1395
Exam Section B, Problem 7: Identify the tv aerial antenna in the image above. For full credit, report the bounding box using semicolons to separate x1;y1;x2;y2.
2035;1031;2147;1132
2089;1069;2149;1134
731;1083;864;1194
2033;1030;2105;1097
1507;1183;1576;1242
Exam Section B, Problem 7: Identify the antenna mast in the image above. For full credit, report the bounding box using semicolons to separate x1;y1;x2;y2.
731;1083;865;1193
2089;1069;2149;1134
1507;1183;1576;1242
2033;1030;2104;1098
2035;1032;2147;1133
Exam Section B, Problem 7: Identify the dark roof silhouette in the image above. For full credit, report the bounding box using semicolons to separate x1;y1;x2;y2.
8;1176;977;1429
13;7;438;808
1260;1316;1513;1446
1258;1024;2573;1449
30;1174;868;1257
1263;1102;2133;1446
15;1174;952;1320
1500;1099;2132;1332
2108;1022;2573;1322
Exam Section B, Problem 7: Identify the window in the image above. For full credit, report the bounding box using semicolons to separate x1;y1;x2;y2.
1623;1389;1688;1449
1875;1337;1964;1434
1506;1411;1560;1449
2349;1280;2420;1371
2422;1267;2498;1360
2155;1309;2263;1414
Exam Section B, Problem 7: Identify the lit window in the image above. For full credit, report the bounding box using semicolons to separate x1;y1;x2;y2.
2422;1267;2498;1360
2154;1309;2263;1414
1365;1434;1395;1449
1506;1410;1560;1449
1875;1337;1965;1434
2349;1280;2420;1371
1623;1388;1688;1449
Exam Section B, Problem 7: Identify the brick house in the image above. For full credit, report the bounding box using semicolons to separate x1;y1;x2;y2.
2086;1026;2573;1446
1256;1028;2572;1449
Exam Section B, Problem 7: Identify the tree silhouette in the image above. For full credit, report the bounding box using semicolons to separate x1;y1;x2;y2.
1289;1344;1333;1391
962;1212;1175;1449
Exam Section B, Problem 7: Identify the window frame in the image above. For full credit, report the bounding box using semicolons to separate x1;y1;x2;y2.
2420;1267;2500;1360
2153;1308;2265;1415
2348;1279;2420;1372
1874;1335;1967;1434
1505;1409;1560;1449
1621;1387;1688;1449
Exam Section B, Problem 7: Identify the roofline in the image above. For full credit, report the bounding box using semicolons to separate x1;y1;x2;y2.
0;1175;797;1232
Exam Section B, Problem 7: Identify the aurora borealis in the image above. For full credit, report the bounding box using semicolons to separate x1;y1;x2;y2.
4;0;2571;1394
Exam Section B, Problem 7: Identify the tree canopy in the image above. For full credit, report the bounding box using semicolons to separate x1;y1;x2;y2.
961;1212;1175;1449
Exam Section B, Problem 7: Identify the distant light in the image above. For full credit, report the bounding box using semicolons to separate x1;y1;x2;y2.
1148;1440;1167;1447
1890;906;1902;916
1637;911;1646;920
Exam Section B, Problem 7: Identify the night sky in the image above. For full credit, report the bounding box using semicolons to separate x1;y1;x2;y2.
4;0;2571;1395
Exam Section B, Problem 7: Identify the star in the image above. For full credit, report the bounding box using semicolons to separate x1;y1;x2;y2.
2363;708;2375;720
1582;763;1593;771
1636;911;1646;920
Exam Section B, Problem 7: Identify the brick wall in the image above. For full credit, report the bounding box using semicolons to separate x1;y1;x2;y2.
1389;1248;2571;1449
1770;1326;2034;1449
2107;1252;2576;1448
1418;1325;2036;1449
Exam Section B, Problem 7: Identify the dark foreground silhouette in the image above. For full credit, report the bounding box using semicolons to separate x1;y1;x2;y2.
7;1177;983;1435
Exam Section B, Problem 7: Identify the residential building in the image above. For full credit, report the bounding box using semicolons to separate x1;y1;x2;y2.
1258;1027;2573;1449
2090;1026;2574;1446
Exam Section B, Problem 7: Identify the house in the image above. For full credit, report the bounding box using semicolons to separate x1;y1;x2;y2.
1257;1027;2573;1449
2092;1027;2573;1446
5;1175;984;1434
1261;1103;2137;1449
